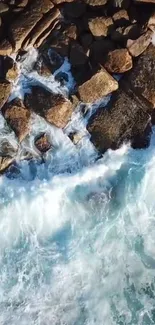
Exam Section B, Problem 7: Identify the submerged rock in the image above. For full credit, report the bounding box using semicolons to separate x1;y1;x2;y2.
35;133;52;153
24;86;73;128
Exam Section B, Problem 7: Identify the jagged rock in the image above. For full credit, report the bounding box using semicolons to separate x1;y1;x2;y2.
50;24;77;57
113;9;129;27
127;30;152;57
0;81;11;109
10;0;54;53
87;88;151;153
126;45;155;108
0;3;9;13
24;86;73;128
63;1;86;18
35;133;51;153
78;68;118;103
88;17;113;37
104;49;133;73
0;39;12;56
4;57;19;81
2;99;31;142
70;42;88;66
0;157;14;173
23;8;60;50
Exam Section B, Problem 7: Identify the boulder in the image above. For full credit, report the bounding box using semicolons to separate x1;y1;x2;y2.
90;39;115;65
34;133;51;153
88;17;113;37
0;81;11;109
125;44;155;108
104;49;133;73
63;1;86;18
50;24;77;57
87;88;151;152
78;68;118;103
113;9;129;27
24;86;73;128
2;99;31;142
10;0;54;52
127;30;152;57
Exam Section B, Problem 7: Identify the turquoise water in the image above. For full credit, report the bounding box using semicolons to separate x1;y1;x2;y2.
0;134;155;325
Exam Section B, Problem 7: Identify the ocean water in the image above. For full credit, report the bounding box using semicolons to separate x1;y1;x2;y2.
0;48;155;325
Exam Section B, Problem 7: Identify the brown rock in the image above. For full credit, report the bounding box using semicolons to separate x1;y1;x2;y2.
78;68;118;103
17;0;29;7
69;132;83;145
5;58;19;81
24;86;74;128
127;30;153;57
0;39;12;56
23;8;60;49
10;0;54;52
0;81;11;109
148;12;155;32
126;44;155;108
87;88;151;153
35;133;51;153
84;0;107;5
104;49;133;73
0;157;14;173
0;3;9;13
2;99;31;142
113;9;129;27
70;42;88;66
88;17;113;37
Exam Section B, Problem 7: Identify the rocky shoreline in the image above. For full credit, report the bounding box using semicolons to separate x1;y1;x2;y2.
0;0;155;173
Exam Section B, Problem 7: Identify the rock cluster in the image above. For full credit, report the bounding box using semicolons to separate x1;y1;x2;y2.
0;0;154;171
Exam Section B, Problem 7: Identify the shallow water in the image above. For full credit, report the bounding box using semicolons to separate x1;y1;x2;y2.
0;48;155;325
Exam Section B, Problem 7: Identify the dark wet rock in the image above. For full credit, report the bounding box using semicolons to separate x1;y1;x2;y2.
63;1;86;18
87;88;151;153
69;42;88;66
88;17;113;37
125;45;155;108
104;48;133;73
35;133;51;153
50;24;77;57
84;0;107;5
2;98;31;142
0;3;9;13
24;86;73;128
127;30;152;57
16;0;29;7
78;68;118;103
90;39;115;65
79;32;93;50
0;81;11;109
0;39;12;56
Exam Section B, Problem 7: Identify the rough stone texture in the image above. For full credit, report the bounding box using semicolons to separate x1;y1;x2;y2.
148;12;155;32
0;81;11;109
87;89;151;153
78;69;118;103
35;133;51;153
23;8;60;49
10;0;54;52
127;30;152;57
24;86;74;128
4;58;19;81
2;99;31;142
50;24;77;57
0;39;12;56
104;49;133;73
88;17;113;37
126;45;155;108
